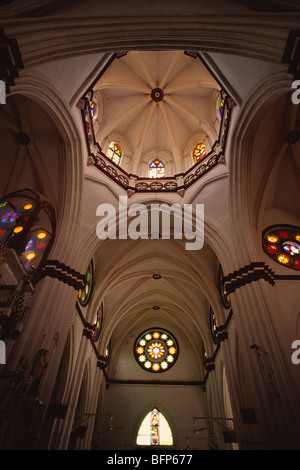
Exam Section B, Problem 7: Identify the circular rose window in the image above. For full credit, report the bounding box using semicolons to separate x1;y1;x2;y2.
134;328;179;373
263;225;300;271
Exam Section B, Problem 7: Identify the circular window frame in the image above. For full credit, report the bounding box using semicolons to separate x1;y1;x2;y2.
262;225;300;271
134;328;179;373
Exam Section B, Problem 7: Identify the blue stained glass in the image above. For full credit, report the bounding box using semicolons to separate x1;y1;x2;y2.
1;211;19;224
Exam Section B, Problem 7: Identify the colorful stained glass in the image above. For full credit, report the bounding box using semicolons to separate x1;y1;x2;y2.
149;159;165;178
136;408;173;447
89;99;98;120
92;303;103;341
134;328;178;373
216;97;224;121
20;229;50;271
79;262;93;306
263;225;300;270
1;210;18;224
107;143;122;165
0;191;55;281
193;143;206;164
219;264;231;309
282;242;300;255
210;306;219;344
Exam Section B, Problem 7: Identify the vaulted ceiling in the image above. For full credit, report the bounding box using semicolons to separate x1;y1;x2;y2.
92;51;222;176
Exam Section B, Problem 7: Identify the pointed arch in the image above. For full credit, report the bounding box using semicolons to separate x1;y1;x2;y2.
136;407;173;447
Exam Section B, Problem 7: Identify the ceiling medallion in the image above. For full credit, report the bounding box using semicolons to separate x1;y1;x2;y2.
152;274;161;279
151;87;164;103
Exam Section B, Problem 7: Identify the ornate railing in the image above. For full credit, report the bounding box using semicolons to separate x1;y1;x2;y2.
79;55;235;197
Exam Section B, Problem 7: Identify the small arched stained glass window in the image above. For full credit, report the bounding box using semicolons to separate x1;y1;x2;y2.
209;306;219;344
263;225;300;271
219;265;231;309
193;143;206;164
107;143;122;165
149;159;165;178
89;99;98;120
92;303;103;342
136;408;173;446
216;97;224;121
78;262;93;307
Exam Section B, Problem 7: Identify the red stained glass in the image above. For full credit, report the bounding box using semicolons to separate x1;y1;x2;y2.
279;231;290;239
293;259;300;268
193;143;206;164
37;242;47;250
267;244;278;253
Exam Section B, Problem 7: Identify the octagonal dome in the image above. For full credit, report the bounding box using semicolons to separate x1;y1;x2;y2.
91;51;224;177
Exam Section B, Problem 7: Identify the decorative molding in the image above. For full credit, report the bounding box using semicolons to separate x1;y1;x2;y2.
223;262;276;295
39;260;85;291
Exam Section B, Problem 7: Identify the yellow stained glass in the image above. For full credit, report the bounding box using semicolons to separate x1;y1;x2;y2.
267;234;278;243
37;231;47;239
278;253;290;264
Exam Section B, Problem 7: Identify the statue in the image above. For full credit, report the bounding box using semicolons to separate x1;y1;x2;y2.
28;349;49;396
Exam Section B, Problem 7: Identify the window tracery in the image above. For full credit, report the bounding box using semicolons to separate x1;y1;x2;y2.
0;189;55;283
134;328;178;373
78;261;93;306
193;143;206;164
263;225;300;270
107;143;122;165
136;408;173;446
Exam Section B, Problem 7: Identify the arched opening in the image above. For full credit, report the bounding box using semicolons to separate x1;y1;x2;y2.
136;407;173;447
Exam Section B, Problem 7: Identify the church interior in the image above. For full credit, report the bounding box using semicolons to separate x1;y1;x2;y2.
0;0;300;451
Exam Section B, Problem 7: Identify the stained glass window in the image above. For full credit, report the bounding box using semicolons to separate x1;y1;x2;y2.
78;262;93;306
210;306;219;344
193;143;206;164
263;225;300;270
219;265;231;309
92;303;103;341
134;328;178;373
136;408;173;446
216;97;224;121
107;143;122;165
20;229;52;272
89;99;98;120
0;190;55;283
149;159;165;178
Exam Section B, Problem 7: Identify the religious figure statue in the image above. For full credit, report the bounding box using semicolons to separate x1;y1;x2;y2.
28;348;49;396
